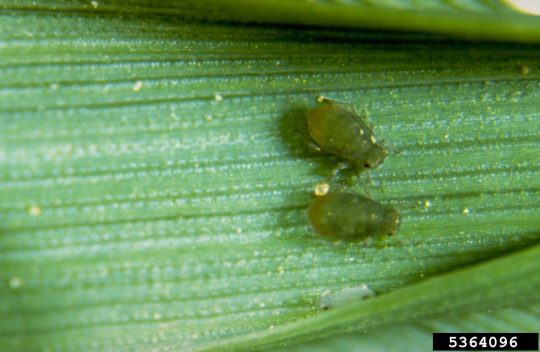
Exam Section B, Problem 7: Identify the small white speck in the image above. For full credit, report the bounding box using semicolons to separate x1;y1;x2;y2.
277;266;284;274
214;94;223;102
236;227;242;234
259;302;266;308
206;115;213;121
50;83;59;90
443;134;449;140
9;277;22;289
462;208;470;215
21;30;34;37
28;205;42;216
370;135;377;144
314;183;329;196
132;81;143;92
359;128;364;135
153;313;161;320
90;1;98;8
423;200;431;209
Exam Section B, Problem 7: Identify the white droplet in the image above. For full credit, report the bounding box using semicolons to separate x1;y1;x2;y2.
28;205;42;216
9;277;22;289
132;80;143;92
314;183;329;196
214;94;223;102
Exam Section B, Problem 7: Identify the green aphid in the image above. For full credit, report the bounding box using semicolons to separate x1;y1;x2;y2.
307;98;388;170
308;192;400;240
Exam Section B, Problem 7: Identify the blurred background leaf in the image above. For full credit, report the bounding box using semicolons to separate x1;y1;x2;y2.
278;303;540;352
1;1;539;351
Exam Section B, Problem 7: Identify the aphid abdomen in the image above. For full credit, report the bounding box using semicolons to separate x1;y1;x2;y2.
307;104;366;159
308;192;400;240
307;102;388;169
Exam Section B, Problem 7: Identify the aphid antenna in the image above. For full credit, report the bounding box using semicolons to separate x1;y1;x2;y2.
390;198;424;213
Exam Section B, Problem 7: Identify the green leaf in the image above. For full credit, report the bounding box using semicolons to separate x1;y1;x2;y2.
278;304;540;352
201;245;540;351
4;0;540;42
1;2;540;351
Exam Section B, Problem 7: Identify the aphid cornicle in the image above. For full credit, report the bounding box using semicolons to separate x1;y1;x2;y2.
308;192;400;240
307;99;388;170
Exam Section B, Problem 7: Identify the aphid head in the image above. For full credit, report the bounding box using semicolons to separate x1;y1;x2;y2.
363;145;388;169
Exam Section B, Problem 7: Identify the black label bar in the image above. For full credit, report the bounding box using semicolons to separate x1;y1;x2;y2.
433;333;538;351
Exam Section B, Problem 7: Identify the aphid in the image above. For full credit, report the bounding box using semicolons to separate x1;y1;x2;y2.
307;98;388;170
308;191;400;240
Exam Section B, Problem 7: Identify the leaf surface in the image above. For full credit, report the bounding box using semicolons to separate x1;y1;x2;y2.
1;2;539;351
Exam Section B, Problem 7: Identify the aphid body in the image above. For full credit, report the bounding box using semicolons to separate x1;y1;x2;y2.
307;100;388;169
308;192;400;240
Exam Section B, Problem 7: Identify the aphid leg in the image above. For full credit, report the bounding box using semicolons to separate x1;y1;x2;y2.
306;138;322;153
369;173;385;194
353;106;375;132
328;162;357;189
332;161;352;177
372;234;401;248
390;237;404;247
383;140;403;156
362;236;375;247
298;123;322;153
332;161;356;182
359;172;374;198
